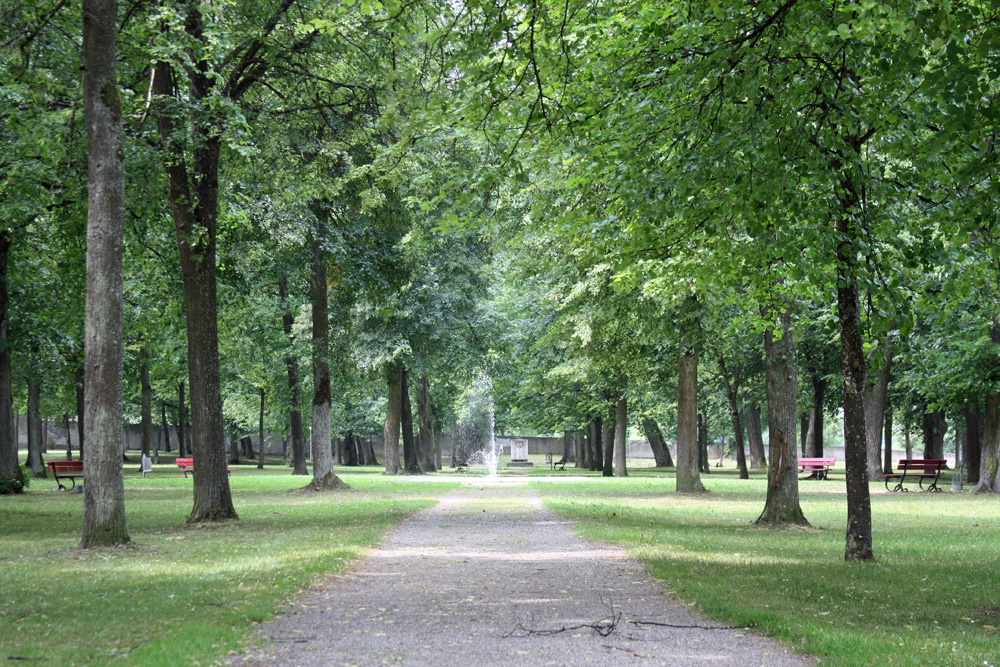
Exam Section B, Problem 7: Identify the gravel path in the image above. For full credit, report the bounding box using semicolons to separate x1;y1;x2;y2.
231;482;814;666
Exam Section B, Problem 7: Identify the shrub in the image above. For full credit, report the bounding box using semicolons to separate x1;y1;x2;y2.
0;465;29;495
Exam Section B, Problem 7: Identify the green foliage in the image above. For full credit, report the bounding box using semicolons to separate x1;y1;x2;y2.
0;464;29;494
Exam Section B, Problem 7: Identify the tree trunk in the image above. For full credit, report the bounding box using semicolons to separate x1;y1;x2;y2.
383;361;402;475
965;402;982;485
799;412;809;456
863;344;893;480
80;0;129;545
177;382;186;458
883;407;894;474
65;414;73;461
676;342;703;492
972;393;1000;493
308;236;343;490
258;387;265;469
718;357;748;479
0;232;13;480
697;412;710;474
641;417;674;468
591;414;603;472
161;401;171;453
139;347;153;458
746;402;766;469
805;376;826;458
602;400;614;477
560;430;573;464
613;391;627;477
400;366;420;473
75;364;85;460
416;376;435;472
27;380;45;477
154;50;235;521
756;300;807;526
229;431;240;465
279;276;307;475
836;200;873;559
584;420;595;470
904;429;912;459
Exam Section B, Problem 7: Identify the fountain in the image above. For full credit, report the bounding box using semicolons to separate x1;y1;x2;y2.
454;372;501;477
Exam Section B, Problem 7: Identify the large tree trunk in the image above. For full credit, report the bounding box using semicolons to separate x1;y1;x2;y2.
383;361;402;475
863;344;893;480
972;393;1000;493
0;233;13;480
836;194;873;559
75;364;85;460
756;303;807;526
965;402;982;485
602;400;614;477
27;380;45;477
676;341;703;492
401;366;420;474
307;236;344;490
228;431;241;465
279;276;307;475
746;401;766;469
718;357;748;479
613;391;627;477
139;347;153;458
922;409;947;460
416;376;436;472
80;0;129;545
641;417;674;468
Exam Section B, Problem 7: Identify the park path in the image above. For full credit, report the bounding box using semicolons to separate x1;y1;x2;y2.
230;482;813;666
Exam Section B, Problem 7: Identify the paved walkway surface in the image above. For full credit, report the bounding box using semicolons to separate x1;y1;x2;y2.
231;483;813;666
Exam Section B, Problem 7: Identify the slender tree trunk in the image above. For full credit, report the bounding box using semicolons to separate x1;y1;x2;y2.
923;409;947;460
799;412;809;456
718;357;748;479
697;412;710;474
904;428;912;459
400;366;420;473
591;415;603;472
972;393;1000;493
161;401;171;453
0;232;13;480
308;236;343;490
602;400;614;477
177;382;186;458
139;347;153;458
641;417;674;468
229;431;240;465
80;0;129;544
416;376;435;472
65;414;72;461
560;430;573;464
279;276;307;475
965;402;982;485
805;376;826;457
613;391;627;477
75;364;85;460
27;380;45;476
835;193;873;559
863;345;893;480
383;361;402;475
756;300;807;526
746;402;766;469
584;420;595;470
676;342;703;492
41;418;48;454
883;407;894;474
258;387;265;469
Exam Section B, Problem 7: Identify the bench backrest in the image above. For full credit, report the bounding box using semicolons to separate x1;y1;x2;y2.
897;459;946;471
799;457;835;465
48;460;83;473
175;458;194;467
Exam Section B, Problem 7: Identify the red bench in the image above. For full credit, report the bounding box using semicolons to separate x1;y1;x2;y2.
175;458;233;478
885;459;946;492
47;460;84;491
798;457;835;480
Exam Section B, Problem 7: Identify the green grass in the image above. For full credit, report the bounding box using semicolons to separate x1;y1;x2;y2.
533;472;1000;667
1;463;457;666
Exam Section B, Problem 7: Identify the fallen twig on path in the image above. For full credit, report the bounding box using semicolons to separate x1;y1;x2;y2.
630;620;756;631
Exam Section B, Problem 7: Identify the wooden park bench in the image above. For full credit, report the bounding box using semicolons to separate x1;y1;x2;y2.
884;459;947;492
175;458;233;478
798;457;836;480
48;460;84;491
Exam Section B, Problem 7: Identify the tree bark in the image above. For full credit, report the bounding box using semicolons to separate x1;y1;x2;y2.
27;379;45;477
279;276;307;475
697;412;710;474
835;194;873;559
676;342;703;492
746;402;766;469
308;235;344;490
65;414;73;461
0;232;13;480
863;344;894;480
161;401;171;452
258;387;265;469
383;361;402;475
972;393;1000;493
965;402;982;485
641;417;674;468
883;407;894;474
613;391;627;477
229;431;241;465
139;347;153;458
805;376;826;458
177;382;186;458
718;357;748;479
904;428;912;459
416;376;435;472
400;366;420;473
756;303;807;526
80;0;129;545
591;414;603;472
922;410;946;460
602;400;614;477
75;364;85;460
584;419;595;470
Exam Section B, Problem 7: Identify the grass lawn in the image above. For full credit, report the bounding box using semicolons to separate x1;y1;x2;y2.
1;461;457;666
533;470;1000;667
